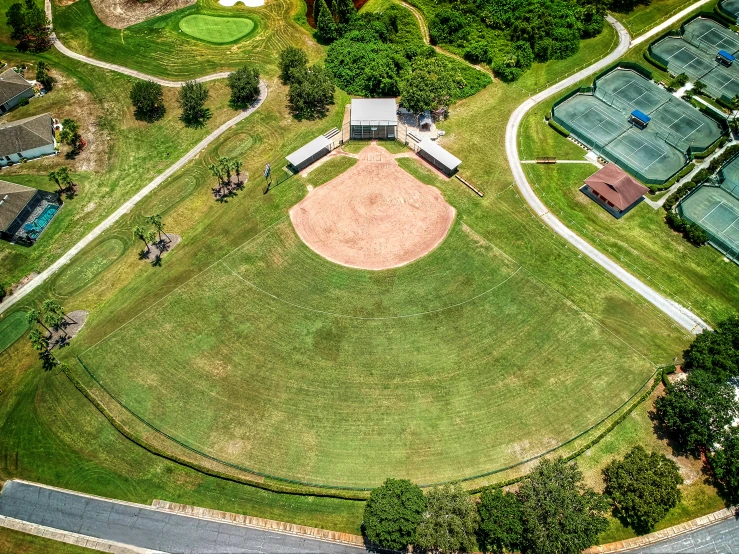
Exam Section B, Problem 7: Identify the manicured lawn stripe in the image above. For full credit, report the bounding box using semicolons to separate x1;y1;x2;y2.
0;311;29;354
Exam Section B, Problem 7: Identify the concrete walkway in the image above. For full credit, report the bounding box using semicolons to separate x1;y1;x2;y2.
506;10;711;334
0;480;365;553
0;82;268;315
44;0;229;87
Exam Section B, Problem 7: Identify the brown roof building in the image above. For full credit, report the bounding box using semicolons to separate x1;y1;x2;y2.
0;68;34;113
582;164;648;218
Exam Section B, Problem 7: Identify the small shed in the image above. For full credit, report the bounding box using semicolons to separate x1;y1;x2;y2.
582;164;648;218
419;111;433;131
350;98;398;140
286;135;332;172
630;109;651;129
417;138;461;176
718;49;735;66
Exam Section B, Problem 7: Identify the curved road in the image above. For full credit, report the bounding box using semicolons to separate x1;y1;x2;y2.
506;8;712;334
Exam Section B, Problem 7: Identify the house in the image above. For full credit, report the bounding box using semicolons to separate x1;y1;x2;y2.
0;68;34;114
582;164;648;218
350;98;397;140
0;180;59;243
417;137;461;176
0;113;56;166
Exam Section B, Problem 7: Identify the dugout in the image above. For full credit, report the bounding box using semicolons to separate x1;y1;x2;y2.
417;137;461;176
717;49;735;66
630;109;651;129
286;135;332;172
350;98;398;140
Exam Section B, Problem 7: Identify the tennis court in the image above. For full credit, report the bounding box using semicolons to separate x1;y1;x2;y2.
680;185;739;260
683;17;739;55
552;68;724;183
720;0;739;22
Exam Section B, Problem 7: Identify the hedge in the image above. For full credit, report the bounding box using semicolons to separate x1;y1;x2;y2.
548;118;570;137
649;162;695;193
643;50;668;72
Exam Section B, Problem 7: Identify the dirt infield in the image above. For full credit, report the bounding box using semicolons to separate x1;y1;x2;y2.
91;0;196;29
290;144;456;270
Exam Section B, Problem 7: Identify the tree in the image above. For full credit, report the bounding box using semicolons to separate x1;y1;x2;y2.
400;56;457;113
667;73;689;91
231;159;243;184
477;488;523;554
6;0;52;53
59;118;84;158
603;446;683;534
415;483;479;554
517;458;609;554
288;65;335;120
35;60;55;91
177;80;210;126
228;66;260;108
363;478;425;550
219;156;233;184
334;0;356;24
655;370;739;453
683;316;739;383
711;429;739;505
56;166;74;190
28;328;48;351
693;80;707;95
316;0;337;42
48;170;63;193
279;46;308;85
130;80;165;122
133;225;152;252
209;162;224;194
147;214;169;243
27;308;51;334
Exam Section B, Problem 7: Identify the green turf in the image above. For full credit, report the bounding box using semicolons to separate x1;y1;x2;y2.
178;14;255;44
612;0;705;37
0;311;29;354
0;526;96;553
53;238;126;297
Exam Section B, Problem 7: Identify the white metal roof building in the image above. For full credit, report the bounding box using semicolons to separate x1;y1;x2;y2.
286;135;332;171
417;138;461;176
350;98;398;140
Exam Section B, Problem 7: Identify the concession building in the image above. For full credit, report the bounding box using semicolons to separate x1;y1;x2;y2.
582;164;648;218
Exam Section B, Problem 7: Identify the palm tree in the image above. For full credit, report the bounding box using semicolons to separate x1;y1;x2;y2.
48;170;63;193
42;299;68;335
29;328;49;351
56;166;74;190
27;308;51;335
209;163;224;194
219;156;233;185
133;225;151;252
147;214;170;243
231;159;243;184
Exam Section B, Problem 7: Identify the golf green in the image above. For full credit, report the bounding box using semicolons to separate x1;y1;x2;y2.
178;15;255;44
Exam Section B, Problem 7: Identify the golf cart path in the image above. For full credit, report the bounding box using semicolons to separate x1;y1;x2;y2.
506;4;712;334
0;81;268;314
44;0;229;86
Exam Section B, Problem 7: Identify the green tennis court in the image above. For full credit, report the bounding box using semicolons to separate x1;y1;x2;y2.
680;185;739;260
178;15;255;44
683;17;739;55
720;0;739;22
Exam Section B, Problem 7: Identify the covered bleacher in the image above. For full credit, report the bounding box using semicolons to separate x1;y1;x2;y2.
286;131;335;172
417;138;461;176
630;109;651;129
717;49;735;66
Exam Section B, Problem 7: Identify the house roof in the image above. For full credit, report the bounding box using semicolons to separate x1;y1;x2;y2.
0;68;33;106
350;98;398;126
584;164;648;211
418;137;461;171
0;180;37;232
286;135;331;168
0;113;54;159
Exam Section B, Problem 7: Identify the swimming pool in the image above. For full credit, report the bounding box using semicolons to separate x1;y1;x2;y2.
24;203;59;239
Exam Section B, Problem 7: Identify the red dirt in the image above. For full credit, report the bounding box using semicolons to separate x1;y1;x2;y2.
290;143;455;270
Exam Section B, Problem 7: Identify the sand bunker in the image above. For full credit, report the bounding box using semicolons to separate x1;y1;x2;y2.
290;144;455;270
91;0;196;28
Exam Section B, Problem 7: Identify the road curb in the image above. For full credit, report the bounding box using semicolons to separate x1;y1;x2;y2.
584;506;737;553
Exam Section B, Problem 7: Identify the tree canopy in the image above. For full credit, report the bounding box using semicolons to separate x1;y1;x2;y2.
684;316;739;383
518;458;609;554
362;478;426;550
279;46;308;85
415;484;479;554
130;80;165;122
287;64;335;120
400;56;459;113
177;80;210;126
711;429;739;505
6;0;52;52
603;446;683;534
477;488;523;554
227;66;260;108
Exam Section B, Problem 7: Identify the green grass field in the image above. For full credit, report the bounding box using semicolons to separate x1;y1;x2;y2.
178;14;256;43
0;311;29;354
0;527;96;553
612;0;704;37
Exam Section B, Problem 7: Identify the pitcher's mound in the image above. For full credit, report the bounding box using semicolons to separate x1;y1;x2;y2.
290;144;456;270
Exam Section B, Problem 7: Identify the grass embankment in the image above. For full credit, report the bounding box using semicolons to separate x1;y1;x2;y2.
612;0;704;38
0;527;96;553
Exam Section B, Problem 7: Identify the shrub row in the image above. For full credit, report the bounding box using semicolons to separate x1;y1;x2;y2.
548;118;570;137
663;180;697;211
648;162;695;194
665;211;709;245
693;135;728;160
643;50;668;72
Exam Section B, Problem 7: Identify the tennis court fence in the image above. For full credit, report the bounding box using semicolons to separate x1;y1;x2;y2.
679;183;739;262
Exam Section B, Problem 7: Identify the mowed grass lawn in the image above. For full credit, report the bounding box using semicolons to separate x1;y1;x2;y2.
611;0;707;38
178;14;255;43
0;311;28;354
76;212;656;488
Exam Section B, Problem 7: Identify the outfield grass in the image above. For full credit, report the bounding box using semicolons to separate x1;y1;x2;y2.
178;14;256;44
0;311;29;354
0;527;96;553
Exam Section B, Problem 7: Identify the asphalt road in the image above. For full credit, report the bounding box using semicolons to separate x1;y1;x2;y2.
631;516;739;553
0;481;365;554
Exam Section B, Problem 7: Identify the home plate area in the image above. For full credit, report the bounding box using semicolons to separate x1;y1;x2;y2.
289;144;456;270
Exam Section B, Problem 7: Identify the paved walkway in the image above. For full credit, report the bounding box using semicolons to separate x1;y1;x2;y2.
630;516;739;553
0;481;365;553
506;10;712;334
